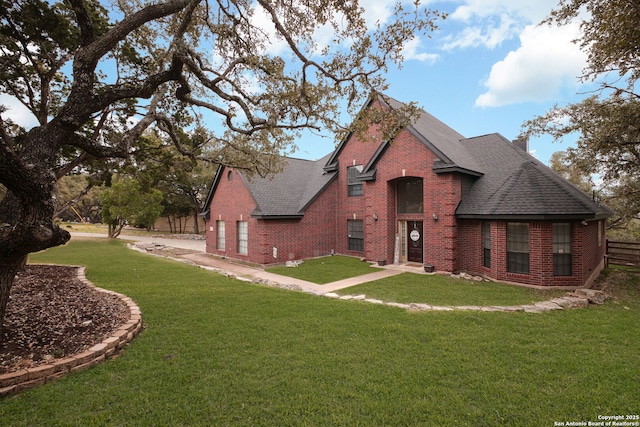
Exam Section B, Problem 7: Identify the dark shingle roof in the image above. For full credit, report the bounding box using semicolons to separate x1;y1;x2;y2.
202;93;612;221
455;134;613;219
242;153;336;218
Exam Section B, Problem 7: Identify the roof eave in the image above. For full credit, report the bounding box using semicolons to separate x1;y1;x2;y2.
455;212;611;221
432;164;484;177
251;214;305;220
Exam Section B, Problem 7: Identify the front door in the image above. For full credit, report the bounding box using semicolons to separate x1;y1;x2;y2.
407;221;423;263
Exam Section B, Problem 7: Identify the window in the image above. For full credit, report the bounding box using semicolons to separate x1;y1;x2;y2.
237;221;248;255
348;219;364;252
216;220;225;250
507;223;529;274
598;220;603;247
483;221;491;268
553;223;572;276
397;178;423;214
348;166;363;197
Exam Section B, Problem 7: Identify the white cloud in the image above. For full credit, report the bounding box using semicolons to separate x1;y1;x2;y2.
360;0;395;27
0;95;38;129
450;0;557;24
442;14;517;50
402;37;439;63
475;22;585;107
445;0;559;50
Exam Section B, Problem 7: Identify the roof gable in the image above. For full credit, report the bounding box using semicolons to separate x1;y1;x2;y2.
202;154;336;220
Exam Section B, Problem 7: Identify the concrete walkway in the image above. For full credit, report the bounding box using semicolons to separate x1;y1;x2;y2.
179;253;403;293
71;232;403;293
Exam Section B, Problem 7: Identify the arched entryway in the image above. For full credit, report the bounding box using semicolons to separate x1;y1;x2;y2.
395;177;424;263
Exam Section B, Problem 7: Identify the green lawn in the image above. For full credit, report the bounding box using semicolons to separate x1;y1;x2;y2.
0;239;638;426
336;272;567;306
266;255;381;284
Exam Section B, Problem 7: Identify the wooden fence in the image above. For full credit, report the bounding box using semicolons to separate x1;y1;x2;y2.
606;240;640;268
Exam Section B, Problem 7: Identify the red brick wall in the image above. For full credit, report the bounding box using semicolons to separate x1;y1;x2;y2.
253;180;339;264
205;168;340;265
457;219;606;287
359;127;461;269
204;168;258;262
457;219;482;272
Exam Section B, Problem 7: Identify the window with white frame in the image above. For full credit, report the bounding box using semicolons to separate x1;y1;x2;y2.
216;220;225;250
237;221;248;255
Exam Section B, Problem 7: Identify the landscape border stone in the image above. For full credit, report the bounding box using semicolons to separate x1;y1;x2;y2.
0;267;143;397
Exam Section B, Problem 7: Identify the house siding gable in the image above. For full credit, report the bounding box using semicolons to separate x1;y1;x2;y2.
204;168;260;261
330;110;463;269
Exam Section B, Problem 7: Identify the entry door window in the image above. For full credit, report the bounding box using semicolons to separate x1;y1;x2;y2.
397;178;423;213
407;221;423;263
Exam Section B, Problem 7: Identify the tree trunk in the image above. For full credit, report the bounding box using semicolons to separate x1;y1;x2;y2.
192;209;200;234
0;125;73;337
0;255;28;339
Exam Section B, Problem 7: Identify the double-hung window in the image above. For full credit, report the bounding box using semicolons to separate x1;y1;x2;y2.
507;223;529;274
482;221;491;268
347;166;363;197
237;221;248;255
553;223;572;276
348;219;364;252
216;220;225;250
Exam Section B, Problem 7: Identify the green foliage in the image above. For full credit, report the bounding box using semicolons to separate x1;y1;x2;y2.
521;1;640;232
548;150;594;194
546;0;640;86
54;175;104;223
0;0;446;334
3;240;637;426
100;178;163;237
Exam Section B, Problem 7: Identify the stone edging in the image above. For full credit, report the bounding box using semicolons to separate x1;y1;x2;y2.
264;285;608;313
0;267;143;397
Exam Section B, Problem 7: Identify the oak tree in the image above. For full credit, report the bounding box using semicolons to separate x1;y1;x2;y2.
0;0;444;334
520;0;640;228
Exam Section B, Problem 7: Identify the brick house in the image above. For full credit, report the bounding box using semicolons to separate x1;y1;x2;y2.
201;95;612;288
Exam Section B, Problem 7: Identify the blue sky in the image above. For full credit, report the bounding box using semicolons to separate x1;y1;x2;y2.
1;0;591;166
291;0;592;165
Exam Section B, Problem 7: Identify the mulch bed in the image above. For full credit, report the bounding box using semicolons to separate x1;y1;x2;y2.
0;265;130;374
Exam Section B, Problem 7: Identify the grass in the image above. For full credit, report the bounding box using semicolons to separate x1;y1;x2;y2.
335;273;567;306
0;239;638;426
266;255;381;284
